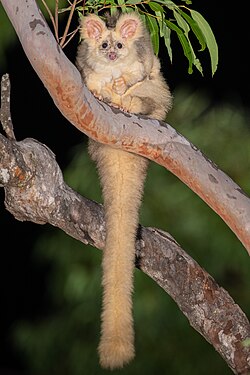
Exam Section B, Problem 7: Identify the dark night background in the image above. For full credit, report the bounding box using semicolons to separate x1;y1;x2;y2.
0;1;249;374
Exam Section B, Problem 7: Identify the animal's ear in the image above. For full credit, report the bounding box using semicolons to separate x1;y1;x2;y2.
80;14;106;40
116;13;143;40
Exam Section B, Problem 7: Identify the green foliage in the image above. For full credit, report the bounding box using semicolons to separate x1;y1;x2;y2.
12;88;250;375
0;0;218;75
72;0;218;76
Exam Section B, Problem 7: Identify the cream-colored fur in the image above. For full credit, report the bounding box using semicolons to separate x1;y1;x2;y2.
88;142;148;368
76;11;172;369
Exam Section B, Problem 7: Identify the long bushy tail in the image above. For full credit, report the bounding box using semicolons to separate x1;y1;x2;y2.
89;141;148;369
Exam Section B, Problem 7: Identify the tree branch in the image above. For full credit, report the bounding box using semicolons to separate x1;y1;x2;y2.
1;0;250;254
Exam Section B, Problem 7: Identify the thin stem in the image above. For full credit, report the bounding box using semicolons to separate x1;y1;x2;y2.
0;74;16;140
54;0;59;37
40;0;59;43
60;0;77;48
60;25;80;48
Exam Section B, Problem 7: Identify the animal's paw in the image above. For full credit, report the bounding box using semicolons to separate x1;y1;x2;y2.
113;77;127;95
92;90;103;101
121;95;142;114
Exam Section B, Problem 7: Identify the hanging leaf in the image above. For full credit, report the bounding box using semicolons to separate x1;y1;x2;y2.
177;8;206;51
189;9;218;75
145;14;160;55
173;10;202;74
154;11;173;63
165;19;194;74
162;21;172;62
148;2;165;13
173;9;190;33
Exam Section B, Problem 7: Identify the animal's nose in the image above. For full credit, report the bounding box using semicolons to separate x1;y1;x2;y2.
108;52;117;61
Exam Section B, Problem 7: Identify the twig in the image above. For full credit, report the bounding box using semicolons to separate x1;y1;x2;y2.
60;0;77;47
61;25;80;48
0;74;16;140
41;0;59;43
54;0;59;37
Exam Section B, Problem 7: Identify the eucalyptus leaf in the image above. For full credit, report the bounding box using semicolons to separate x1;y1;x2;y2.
156;11;165;37
148;2;165;13
156;12;173;62
165;19;194;73
173;10;202;74
125;0;140;4
190;9;218;75
146;14;160;55
164;28;172;62
177;8;206;51
151;0;177;10
173;9;190;34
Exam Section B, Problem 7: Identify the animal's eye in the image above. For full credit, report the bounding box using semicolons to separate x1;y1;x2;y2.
102;42;108;49
117;42;123;49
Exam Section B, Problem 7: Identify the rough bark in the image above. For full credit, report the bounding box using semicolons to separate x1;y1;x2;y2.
1;0;250;254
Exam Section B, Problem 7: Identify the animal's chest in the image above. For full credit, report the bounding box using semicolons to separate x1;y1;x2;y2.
86;63;120;94
95;63;124;83
90;61;142;93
